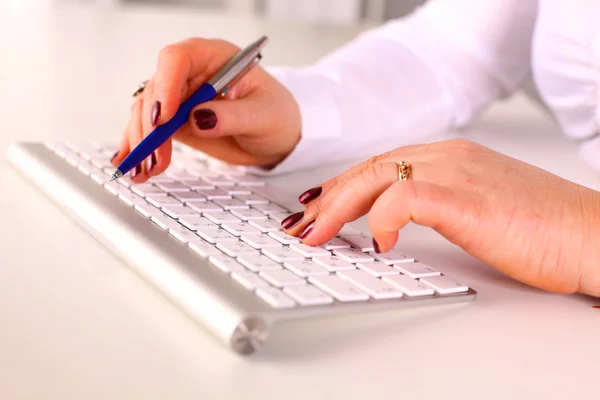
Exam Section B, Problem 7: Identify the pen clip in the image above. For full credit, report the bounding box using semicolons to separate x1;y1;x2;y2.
219;54;262;97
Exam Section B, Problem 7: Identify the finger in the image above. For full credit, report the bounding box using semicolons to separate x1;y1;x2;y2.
151;38;239;126
111;131;130;167
368;180;461;252
187;91;274;140
138;79;173;177
289;161;430;246
127;98;148;183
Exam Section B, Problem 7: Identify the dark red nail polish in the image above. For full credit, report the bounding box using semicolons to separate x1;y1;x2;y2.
281;211;304;229
131;163;142;178
151;101;161;126
193;108;217;130
147;152;157;173
110;151;119;163
299;221;315;239
298;187;322;204
373;238;380;254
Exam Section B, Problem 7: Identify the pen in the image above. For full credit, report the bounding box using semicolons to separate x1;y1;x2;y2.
110;35;269;181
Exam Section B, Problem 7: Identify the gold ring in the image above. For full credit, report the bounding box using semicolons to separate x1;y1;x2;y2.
398;161;411;180
132;80;149;97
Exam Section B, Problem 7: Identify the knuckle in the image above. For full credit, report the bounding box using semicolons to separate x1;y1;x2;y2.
158;44;182;61
360;162;386;187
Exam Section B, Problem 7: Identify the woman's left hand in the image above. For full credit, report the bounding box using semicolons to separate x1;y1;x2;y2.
281;138;600;297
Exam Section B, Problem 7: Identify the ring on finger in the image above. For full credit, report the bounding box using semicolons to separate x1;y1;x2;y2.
132;79;149;97
397;161;411;180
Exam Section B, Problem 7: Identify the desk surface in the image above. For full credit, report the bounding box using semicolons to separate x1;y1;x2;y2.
1;4;599;400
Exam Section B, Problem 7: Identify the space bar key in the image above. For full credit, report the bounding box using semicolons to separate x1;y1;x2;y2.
308;275;369;302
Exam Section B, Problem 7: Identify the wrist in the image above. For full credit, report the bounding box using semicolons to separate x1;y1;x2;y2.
576;186;600;297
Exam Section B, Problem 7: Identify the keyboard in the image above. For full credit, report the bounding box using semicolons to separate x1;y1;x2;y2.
6;141;476;355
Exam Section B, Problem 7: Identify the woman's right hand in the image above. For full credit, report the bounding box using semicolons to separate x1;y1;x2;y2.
111;38;302;183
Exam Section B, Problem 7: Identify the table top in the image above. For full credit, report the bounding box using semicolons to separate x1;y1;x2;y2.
1;4;599;400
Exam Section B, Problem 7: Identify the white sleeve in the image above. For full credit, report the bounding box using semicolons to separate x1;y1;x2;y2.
260;0;538;174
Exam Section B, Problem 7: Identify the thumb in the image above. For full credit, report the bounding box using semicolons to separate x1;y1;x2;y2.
188;93;270;139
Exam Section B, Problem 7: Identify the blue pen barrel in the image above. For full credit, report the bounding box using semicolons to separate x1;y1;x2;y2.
119;83;217;174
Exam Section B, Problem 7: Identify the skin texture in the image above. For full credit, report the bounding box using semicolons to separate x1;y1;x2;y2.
114;38;600;297
284;139;600;297
111;38;302;183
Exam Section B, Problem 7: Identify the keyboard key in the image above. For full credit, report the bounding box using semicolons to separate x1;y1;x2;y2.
227;187;252;195
155;181;191;192
226;174;265;187
259;270;305;287
341;234;375;252
382;274;434;296
208;255;245;273
134;203;163;217
150;215;180;230
262;247;305;263
332;248;374;263
118;192;146;206
337;270;403;299
231;271;269;290
237;255;282;272
394;262;440;278
308;275;369;302
233;193;269;204
170;191;207;202
178;216;219;231
289;243;331;258
256;288;296;309
162;205;199;218
240;234;283;249
202;175;235;186
182;179;215;190
131;184;167;197
268;231;300;244
186;201;222;213
322;237;351;250
356;262;400;277
203;211;240;224
188;239;222;258
196;188;231;200
146;196;182;208
252;203;288;215
370;248;415;264
230;209;268;221
283;284;334;306
266;212;290;223
213;198;249;210
168;226;198;243
197;228;238;244
420;275;469;294
216;241;260;257
249;219;282;232
221;222;262;237
283;260;329;277
313;256;356;272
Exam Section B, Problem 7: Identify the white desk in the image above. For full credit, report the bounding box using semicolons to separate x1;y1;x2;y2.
1;4;599;400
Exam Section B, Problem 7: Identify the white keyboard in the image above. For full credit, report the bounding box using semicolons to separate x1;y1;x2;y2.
6;141;476;355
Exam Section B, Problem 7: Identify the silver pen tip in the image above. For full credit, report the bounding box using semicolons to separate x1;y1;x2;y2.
109;169;123;181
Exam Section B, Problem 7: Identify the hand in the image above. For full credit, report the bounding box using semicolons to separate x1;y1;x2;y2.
111;38;301;183
282;138;600;297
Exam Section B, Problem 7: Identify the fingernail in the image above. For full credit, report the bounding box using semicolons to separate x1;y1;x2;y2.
193;108;217;130
299;220;315;239
281;211;304;229
147;152;157;173
298;186;322;204
131;163;142;178
373;238;381;254
110;151;119;163
151;101;161;126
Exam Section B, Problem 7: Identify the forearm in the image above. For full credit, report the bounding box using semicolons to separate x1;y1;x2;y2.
578;186;600;296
